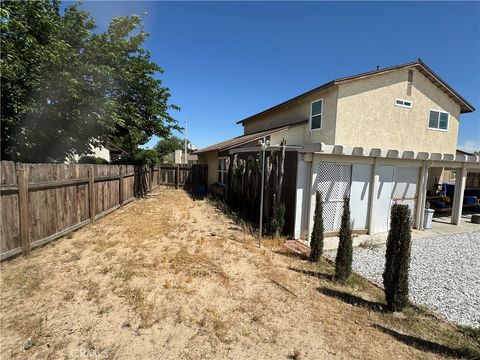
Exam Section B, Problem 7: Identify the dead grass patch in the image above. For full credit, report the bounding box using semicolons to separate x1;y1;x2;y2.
92;238;121;253
198;308;233;343
118;285;160;329
2;263;43;296
163;246;229;284
2;188;479;360
63;250;82;262
84;279;101;302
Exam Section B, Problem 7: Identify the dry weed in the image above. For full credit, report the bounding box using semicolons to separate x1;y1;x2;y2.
92;238;121;253
84;279;101;302
198;308;233;343
163;247;229;284
118;285;159;329
63;250;82;262
63;291;74;301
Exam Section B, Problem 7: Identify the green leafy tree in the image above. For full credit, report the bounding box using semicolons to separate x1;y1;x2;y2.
383;204;412;312
309;191;324;262
1;1;179;162
335;196;353;281
154;136;191;159
111;148;159;166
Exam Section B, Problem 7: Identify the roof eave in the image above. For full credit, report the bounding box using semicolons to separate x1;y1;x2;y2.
236;81;336;124
414;60;475;113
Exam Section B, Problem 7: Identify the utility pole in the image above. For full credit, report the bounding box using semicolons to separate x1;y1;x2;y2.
184;118;188;164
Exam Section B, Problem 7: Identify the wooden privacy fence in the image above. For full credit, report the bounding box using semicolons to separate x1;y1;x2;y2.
158;164;207;189
0;161;204;261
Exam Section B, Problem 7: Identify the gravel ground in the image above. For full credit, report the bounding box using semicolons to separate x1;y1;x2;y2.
326;231;480;328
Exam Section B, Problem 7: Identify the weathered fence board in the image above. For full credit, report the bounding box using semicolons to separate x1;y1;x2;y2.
157;164;206;189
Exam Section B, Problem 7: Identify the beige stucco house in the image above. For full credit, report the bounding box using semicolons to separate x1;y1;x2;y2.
195;59;478;239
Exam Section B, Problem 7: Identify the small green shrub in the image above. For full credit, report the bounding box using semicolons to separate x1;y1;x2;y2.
78;155;109;164
309;191;324;262
335;196;353;281
383;204;412;312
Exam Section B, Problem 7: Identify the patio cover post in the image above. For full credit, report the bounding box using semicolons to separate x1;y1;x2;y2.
415;162;427;230
451;163;467;225
367;159;379;234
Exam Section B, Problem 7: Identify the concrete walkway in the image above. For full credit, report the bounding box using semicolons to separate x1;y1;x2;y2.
323;215;479;250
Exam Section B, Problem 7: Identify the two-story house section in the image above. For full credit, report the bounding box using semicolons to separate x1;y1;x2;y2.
238;60;473;153
195;59;478;243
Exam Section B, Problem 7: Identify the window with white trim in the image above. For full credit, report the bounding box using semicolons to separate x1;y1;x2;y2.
310;99;323;130
395;98;412;108
428;110;449;131
217;157;228;185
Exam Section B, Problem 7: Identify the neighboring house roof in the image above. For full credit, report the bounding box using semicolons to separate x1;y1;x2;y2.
237;59;475;125
194;125;294;154
105;142;129;156
187;154;198;161
456;149;475;156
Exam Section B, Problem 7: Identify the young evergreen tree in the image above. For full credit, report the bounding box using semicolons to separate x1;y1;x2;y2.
335;196;353;281
309;191;324;262
383;204;412;311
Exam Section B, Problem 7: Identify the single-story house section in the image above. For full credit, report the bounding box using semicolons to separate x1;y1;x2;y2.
195;59;479;240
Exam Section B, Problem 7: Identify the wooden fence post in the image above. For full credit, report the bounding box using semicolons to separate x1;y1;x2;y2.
17;166;30;255
119;166;124;206
175;165;180;189
149;166;153;191
88;167;95;222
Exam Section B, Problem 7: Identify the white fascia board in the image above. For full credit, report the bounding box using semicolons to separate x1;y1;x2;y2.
299;143;480;166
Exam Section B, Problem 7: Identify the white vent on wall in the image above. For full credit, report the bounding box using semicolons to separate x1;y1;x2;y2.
395;98;412;108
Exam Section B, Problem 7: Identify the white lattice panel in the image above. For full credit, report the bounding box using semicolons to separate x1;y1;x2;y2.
316;163;352;232
316;163;351;201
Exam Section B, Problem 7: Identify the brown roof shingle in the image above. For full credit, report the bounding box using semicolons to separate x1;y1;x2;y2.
194;126;290;154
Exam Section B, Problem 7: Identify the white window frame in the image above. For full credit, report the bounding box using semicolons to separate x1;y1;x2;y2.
217;157;228;186
309;98;323;132
428;109;449;132
394;98;412;109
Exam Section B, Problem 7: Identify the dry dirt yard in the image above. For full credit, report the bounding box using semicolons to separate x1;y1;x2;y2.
1;188;479;360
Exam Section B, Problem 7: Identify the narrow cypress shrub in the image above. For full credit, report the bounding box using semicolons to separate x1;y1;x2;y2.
383;204;412;312
309;191;324;262
335;196;353;281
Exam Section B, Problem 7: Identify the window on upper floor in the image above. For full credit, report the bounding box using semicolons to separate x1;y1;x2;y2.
428;110;449;131
395;98;412;108
310;99;323;130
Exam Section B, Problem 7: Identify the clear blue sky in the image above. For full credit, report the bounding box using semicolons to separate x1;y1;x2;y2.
68;1;480;152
